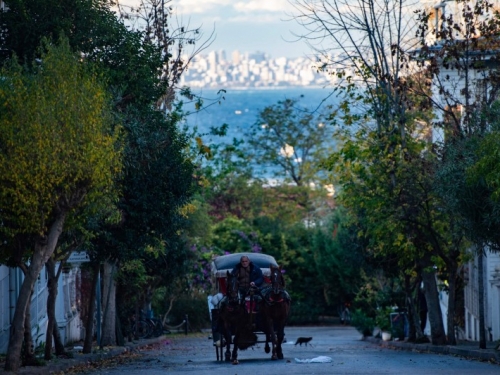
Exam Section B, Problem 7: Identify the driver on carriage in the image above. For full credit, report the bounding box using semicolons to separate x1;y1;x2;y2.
230;255;264;297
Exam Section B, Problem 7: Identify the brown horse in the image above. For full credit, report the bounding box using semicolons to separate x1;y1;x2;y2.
261;264;290;360
218;271;257;364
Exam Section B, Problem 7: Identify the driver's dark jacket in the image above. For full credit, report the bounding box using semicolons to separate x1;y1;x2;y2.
231;262;264;288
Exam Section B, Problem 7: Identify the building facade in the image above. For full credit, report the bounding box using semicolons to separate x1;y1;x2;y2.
464;252;500;341
0;264;84;354
425;0;500;342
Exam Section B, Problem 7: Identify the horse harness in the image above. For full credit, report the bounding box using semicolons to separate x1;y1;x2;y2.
262;267;290;306
222;273;245;312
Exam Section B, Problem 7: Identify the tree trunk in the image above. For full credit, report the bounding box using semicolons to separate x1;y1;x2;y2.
53;321;66;355
116;311;124;346
144;285;153;316
6;270;35;371
422;266;447;345
83;262;100;354
134;302;141;339
405;275;426;342
44;257;57;360
404;275;415;341
44;257;67;358
4;214;66;371
100;261;117;347
22;291;35;365
410;293;427;342
52;261;66;355
478;251;486;349
446;261;458;346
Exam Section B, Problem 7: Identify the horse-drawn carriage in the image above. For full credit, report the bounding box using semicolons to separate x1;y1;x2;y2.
207;252;290;364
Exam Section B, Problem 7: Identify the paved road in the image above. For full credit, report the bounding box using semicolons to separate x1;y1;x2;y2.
81;326;500;375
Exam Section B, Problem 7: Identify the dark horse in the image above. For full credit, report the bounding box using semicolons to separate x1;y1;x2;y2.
218;271;258;364
261;264;291;360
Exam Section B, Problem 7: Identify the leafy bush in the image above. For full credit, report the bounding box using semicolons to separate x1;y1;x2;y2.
375;307;392;332
287;301;322;325
351;309;375;336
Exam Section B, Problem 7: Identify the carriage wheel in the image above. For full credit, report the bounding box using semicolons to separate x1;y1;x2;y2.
213;331;223;361
132;320;151;339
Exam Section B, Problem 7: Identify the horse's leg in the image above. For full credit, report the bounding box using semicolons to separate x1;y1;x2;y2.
259;305;271;354
223;324;232;362
262;320;271;354
276;303;290;359
231;331;239;365
268;317;278;360
271;328;278;360
262;309;274;356
264;331;271;354
276;323;285;359
261;312;271;354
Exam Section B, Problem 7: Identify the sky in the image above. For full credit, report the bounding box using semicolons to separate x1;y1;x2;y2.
119;0;313;59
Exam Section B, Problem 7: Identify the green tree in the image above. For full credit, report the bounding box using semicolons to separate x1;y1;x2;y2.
436;104;500;348
292;0;485;345
245;97;333;187
325;104;451;344
311;207;365;309
82;0;202;346
0;0;122;65
414;0;500;348
0;0;204;354
0;0;150;353
0;39;121;371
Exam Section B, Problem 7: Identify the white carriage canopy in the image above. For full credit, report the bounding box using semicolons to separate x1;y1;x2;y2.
211;252;279;278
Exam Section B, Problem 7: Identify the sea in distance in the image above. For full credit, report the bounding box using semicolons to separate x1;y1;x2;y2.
181;87;340;146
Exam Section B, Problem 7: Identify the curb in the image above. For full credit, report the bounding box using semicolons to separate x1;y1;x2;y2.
7;336;167;375
365;336;500;364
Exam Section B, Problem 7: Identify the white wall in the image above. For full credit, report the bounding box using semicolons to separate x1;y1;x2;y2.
0;266;11;353
57;267;84;344
0;264;84;354
464;250;500;342
487;251;500;341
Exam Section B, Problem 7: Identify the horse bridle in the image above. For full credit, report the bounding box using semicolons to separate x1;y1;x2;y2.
226;274;243;309
268;267;286;303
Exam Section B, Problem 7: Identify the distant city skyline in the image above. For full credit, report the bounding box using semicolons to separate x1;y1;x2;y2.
180;50;336;89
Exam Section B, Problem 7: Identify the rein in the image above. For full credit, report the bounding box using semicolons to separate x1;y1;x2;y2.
225;273;243;308
263;266;288;305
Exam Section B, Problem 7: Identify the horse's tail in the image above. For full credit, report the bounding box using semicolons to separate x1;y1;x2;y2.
236;328;257;350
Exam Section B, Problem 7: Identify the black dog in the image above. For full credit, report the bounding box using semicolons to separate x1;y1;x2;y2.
294;337;313;346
